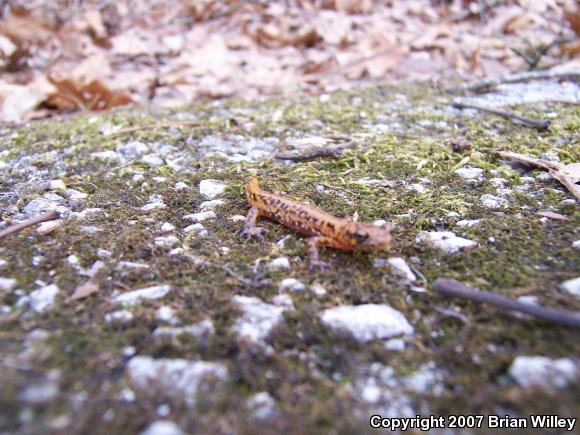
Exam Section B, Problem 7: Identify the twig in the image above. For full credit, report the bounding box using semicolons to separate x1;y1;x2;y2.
110;120;202;135
0;211;58;241
223;266;270;288
449;70;580;93
452;102;551;130
433;278;580;328
492;149;580;201
275;138;356;162
275;147;347;161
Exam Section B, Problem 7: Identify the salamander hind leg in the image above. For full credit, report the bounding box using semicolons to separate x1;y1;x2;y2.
307;236;341;271
238;206;268;241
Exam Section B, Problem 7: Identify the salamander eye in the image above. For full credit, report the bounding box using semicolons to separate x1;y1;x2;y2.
353;231;369;243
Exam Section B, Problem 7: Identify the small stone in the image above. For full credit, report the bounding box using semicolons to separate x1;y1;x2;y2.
29;284;60;313
160;222;175;232
199;199;225;211
310;284;327;296
199;179;227;198
156;306;178;325
456;219;481;228
271;294;294;308
154;236;179;249
229;215;246;222
116;261;150;273
174;182;188;191
480;194;509;209
183;223;209;237
117;141;149;159
385;257;416;282
183;211;216;223
168;248;185;256
267;257;290;271
558;277;580;299
79;225;101;235
140;420;184;435
126;356;228;407
416;231;476;254
91;150;122;163
278;278;305;292
246;392;277;420
454;166;484;182
22;197;69;218
489;177;508;187
114;284;172;305
446;211;460;218
74;208;104;221
104;310;134;325
572;240;580;250
320;304;413;342
63;189;88;200
509;356;578;389
141;202;167;213
18;380;59;404
535;172;553;181
141;154;164;167
153;320;215;339
384;338;406;351
232;295;286;345
0;277;17;291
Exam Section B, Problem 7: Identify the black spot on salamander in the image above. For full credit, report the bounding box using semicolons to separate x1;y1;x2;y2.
251;193;258;202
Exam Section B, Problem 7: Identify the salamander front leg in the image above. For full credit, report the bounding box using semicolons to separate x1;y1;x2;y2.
238;206;268;241
306;236;338;271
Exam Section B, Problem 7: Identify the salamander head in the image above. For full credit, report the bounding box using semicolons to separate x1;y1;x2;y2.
348;222;393;251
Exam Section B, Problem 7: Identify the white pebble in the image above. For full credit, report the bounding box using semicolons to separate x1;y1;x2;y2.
199;200;225;211
416;231;477;254
321;304;413;342
183;211;216;223
558;277;580;299
160;222;175;232
199;179;227;199
278;278;305;292
267;257;291;271
104;310;134;324
480;194;509;209
156;306;178;325
509;356;578;389
113;285;172;305
0;277;17;291
29;284;60;313
183;223;209;237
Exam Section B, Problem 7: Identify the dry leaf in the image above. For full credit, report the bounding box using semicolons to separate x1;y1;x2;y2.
46;78;133;111
71;280;100;300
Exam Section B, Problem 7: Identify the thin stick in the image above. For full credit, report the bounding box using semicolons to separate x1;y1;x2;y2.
449;70;580;93
110;120;202;135
433;278;580;328
493;149;580;201
452;102;551;130
275;147;347;161
0;211;58;241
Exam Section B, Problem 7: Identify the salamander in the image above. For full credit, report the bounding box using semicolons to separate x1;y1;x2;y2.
239;177;392;270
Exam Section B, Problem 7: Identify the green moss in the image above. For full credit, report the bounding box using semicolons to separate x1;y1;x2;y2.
1;83;579;434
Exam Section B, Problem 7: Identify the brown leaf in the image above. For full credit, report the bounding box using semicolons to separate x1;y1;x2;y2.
564;7;580;35
71;280;100;300
46;78;133;111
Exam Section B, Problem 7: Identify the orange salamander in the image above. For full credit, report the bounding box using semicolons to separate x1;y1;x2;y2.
240;178;392;270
